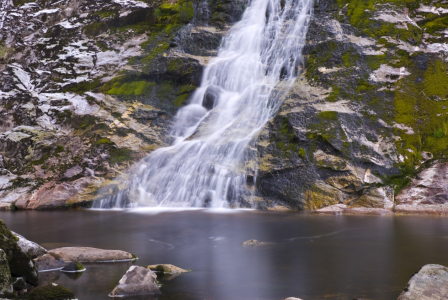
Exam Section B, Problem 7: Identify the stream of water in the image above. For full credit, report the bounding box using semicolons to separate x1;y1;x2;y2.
94;0;313;208
3;210;448;300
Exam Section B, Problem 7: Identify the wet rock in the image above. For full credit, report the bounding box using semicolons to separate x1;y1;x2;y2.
398;264;448;300
48;247;135;263
109;266;160;297
313;203;347;214
61;262;85;273
0;219;39;286
352;187;395;210
0;249;13;296
12;231;47;259
26;283;76;300
202;85;222;110
11;277;26;291
394;204;448;216
314;204;393;216
147;264;190;274
34;254;66;272
242;239;273;246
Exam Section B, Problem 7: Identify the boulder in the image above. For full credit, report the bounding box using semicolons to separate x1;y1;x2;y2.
34;254;66;272
12;231;47;259
48;247;135;263
61;262;85;273
0;249;13;296
202;85;222;110
0;219;39;286
147;264;190;274
398;264;448;300
11;277;26;291
26;283;76;300
109;266;161;297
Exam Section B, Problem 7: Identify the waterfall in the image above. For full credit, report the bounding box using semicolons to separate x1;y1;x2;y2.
94;0;313;208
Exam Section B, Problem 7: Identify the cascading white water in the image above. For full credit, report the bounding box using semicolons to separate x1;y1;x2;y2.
94;0;313;208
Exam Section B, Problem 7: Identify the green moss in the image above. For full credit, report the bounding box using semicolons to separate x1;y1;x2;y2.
394;58;448;166
74;262;84;271
423;16;448;34
109;148;133;164
96;138;114;145
82;22;108;37
174;94;189;106
63;78;102;94
318;111;338;120
27;283;75;300
104;76;156;96
155;0;194;24
298;148;306;158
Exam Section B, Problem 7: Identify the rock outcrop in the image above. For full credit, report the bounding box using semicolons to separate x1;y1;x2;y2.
251;0;448;212
398;264;448;300
109;265;160;297
34;253;66;272
48;247;135;262
0;219;39;286
0;249;13;297
12;231;47;259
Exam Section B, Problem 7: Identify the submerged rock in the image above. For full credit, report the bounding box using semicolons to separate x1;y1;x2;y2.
398;264;448;300
242;239;274;246
48;247;135;263
12;231;47;259
109;266;160;297
26;283;76;300
0;219;39;286
34;254;66;272
0;249;13;296
314;204;393;216
147;264;190;274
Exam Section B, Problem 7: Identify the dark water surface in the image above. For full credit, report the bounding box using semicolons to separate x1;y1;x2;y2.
1;209;448;300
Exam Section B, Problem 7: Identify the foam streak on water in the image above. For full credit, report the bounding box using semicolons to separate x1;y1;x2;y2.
94;0;313;208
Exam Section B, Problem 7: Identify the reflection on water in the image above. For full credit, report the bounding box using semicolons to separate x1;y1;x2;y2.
2;210;448;300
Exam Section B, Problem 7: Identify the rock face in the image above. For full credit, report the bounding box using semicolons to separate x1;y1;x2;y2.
0;0;447;211
0;219;39;286
0;249;13;296
34;254;66;272
147;264;189;274
48;247;134;262
398;264;448;300
250;0;448;212
0;0;241;209
109;265;160;297
12;231;47;259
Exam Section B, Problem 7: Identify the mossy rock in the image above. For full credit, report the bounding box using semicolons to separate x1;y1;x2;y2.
0;219;38;286
26;283;75;300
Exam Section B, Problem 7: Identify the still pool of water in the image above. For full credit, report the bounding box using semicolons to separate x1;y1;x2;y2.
1;209;448;300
